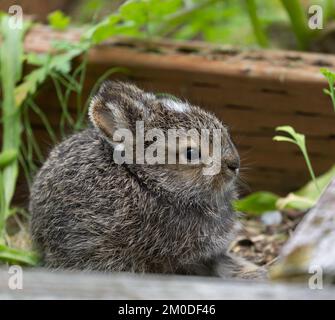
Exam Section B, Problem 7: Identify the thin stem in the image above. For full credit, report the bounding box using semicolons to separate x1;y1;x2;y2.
280;0;311;50
23;104;44;164
245;0;269;48
51;74;74;126
329;84;335;112
19;147;33;189
0;171;5;242
326;77;335;112
301;146;320;193
27;99;58;145
324;0;335;22
51;74;74;137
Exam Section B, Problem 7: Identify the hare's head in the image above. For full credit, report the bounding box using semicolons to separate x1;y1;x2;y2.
89;81;240;202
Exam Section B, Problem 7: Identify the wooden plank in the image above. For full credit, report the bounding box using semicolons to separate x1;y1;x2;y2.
0;269;335;300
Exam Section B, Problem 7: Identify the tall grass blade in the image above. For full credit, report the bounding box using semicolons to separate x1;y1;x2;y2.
245;0;269;47
0;17;30;238
280;0;311;50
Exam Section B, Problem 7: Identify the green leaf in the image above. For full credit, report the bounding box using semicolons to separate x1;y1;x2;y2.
25;52;50;66
321;68;335;112
119;0;148;25
277;164;335;211
275;125;299;138
276;193;316;211
84;14;120;43
84;0;104;12
233;191;279;216
321;68;335;83
50;39;90;52
323;88;331;95
0;244;40;266
273;136;296;144
0;15;30;237
239;165;335;215
15;46;86;107
0;150;17;169
296;164;335;198
48;10;71;31
15;68;49;107
274;125;319;193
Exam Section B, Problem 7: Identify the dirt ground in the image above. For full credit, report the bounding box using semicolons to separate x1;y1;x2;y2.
231;210;304;267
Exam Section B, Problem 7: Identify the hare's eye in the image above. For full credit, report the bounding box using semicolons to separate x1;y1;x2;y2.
186;147;201;162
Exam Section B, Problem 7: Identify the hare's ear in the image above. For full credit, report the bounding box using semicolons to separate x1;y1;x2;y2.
89;81;153;142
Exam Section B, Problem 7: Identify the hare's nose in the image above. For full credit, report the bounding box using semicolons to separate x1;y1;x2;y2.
223;138;240;175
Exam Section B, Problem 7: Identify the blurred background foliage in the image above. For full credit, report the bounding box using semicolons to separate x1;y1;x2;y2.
1;0;335;52
75;0;288;46
68;0;318;49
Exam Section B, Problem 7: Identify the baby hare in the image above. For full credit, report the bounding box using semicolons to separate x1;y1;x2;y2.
30;81;264;279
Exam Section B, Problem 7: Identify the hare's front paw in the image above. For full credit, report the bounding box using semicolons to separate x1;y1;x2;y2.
213;253;268;280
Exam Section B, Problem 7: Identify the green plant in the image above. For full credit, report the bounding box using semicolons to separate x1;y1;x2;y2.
83;0;283;47
326;0;335;20
48;10;71;30
236;66;335;216
62;0;335;51
273;125;320;193
0;150;17;235
0;15;41;265
234;191;279;216
0;11;91;264
321;68;335;112
245;0;269;47
0;15;28;237
277;164;335;211
235;125;321;215
279;0;312;50
234;164;335;215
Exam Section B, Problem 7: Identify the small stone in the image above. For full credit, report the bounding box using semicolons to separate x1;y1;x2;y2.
261;211;283;226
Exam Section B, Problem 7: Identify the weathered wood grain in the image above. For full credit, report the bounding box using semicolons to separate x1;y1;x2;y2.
271;178;335;281
0;269;335;300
